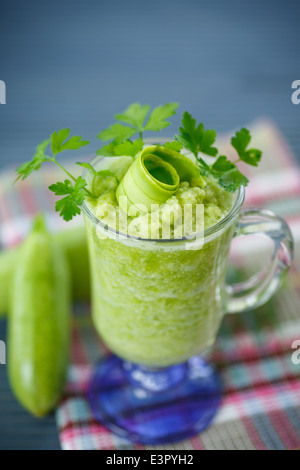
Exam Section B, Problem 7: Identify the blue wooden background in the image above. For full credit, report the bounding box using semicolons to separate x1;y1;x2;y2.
0;0;300;450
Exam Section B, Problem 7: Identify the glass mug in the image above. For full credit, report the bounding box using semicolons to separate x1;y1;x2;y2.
82;156;293;444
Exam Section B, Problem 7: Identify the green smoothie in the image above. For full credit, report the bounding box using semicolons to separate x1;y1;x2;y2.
83;150;236;367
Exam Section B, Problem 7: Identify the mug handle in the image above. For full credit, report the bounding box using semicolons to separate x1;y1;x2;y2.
226;209;294;313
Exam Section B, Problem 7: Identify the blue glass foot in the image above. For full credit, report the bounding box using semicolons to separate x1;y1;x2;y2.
87;355;222;444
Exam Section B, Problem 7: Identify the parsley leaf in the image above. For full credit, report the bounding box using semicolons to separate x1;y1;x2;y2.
15;139;51;181
51;129;90;156
241;149;262;166
16;130;95;221
175;111;218;157
211;155;235;172
49;176;87;221
199;155;248;192
175;112;260;192
115;103;150;130
114;138;144;157
218;168;249;192
144;103;178;131
198;126;218;156
49;179;74;196
96;139;143;158
97;124;136;143
231;128;250;154
174;113;197;153
96;143;116;156
231;128;262;166
98;102;179;144
164;141;183;151
197;157;211;174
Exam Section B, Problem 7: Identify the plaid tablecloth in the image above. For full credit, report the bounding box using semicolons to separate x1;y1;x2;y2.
0;120;300;450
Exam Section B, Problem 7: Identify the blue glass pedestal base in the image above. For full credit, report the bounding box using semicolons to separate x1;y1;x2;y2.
87;355;222;444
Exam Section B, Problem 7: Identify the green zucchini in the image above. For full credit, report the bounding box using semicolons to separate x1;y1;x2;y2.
0;249;17;316
8;215;71;416
0;224;90;316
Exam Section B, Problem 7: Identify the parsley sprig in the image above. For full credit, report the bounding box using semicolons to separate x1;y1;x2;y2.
15;103;263;222
175;111;262;192
15;129;96;221
96;102;178;157
48;177;88;221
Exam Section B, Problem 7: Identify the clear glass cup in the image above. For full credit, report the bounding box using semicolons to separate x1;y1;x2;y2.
82;156;293;444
